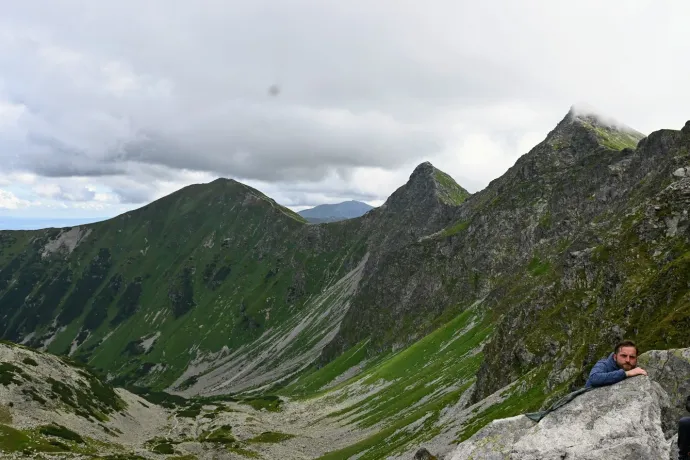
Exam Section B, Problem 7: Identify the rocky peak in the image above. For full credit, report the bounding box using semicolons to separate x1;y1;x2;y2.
383;162;469;214
546;105;645;152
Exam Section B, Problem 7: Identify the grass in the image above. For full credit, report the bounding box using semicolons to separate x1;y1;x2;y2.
240;395;282;412
314;308;492;459
199;425;235;444
37;424;85;444
22;357;38;366
152;442;175;454
584;122;643;151
176;404;202;418
434;170;470;205
285;340;369;396
527;257;550;276
247;431;295;443
227;446;260;458
0;424;70;454
441;221;470;237
0;363;26;386
455;370;550;442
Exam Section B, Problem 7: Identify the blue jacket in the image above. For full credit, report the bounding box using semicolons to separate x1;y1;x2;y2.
585;353;626;388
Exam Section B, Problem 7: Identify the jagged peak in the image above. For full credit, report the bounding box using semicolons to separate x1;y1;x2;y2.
548;104;645;151
383;162;470;211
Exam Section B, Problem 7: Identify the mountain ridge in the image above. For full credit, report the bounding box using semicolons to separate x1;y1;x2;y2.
1;108;690;458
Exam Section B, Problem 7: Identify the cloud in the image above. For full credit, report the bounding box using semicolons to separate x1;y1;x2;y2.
1;0;690;217
33;183;96;202
0;189;33;209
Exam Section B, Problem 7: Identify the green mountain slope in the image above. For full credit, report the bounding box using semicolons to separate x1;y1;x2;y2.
2;108;690;459
0;162;464;393
0;179;366;391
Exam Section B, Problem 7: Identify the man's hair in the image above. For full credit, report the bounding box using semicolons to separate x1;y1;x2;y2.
614;340;638;355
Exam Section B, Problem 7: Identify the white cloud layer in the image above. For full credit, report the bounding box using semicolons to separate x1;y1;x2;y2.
1;0;690;223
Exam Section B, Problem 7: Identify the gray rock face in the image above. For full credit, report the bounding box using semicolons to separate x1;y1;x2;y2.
638;347;690;437
450;377;670;460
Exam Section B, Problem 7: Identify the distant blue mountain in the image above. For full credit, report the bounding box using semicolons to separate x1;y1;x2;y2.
0;217;108;230
298;200;374;223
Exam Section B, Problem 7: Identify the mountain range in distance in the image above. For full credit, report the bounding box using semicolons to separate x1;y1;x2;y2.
297;200;374;223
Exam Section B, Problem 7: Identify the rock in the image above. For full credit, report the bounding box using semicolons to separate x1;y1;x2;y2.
450;377;670;460
638;347;690;437
668;433;679;460
673;167;687;178
413;447;437;459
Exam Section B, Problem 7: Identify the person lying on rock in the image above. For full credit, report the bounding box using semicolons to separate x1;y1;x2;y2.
525;340;647;423
585;340;647;388
679;395;690;460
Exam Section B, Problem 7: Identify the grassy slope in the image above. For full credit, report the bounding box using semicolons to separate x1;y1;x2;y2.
282;306;492;459
0;179;362;391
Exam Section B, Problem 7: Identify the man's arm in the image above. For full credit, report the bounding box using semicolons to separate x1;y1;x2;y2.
587;360;626;387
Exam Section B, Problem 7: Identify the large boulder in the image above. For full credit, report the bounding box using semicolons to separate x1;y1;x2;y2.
450;377;670;460
638;347;690;437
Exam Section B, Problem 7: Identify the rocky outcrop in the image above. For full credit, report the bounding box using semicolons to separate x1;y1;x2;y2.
451;377;670;460
639;347;690;437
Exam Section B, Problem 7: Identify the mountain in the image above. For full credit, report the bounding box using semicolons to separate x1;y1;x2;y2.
298;200;374;223
1;107;689;458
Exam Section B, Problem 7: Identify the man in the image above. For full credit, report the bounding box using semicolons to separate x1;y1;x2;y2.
679;395;690;460
585;340;647;388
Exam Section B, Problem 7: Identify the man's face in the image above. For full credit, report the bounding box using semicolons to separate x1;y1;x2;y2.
614;346;638;371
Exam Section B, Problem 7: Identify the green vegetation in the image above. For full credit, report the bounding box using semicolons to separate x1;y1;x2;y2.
38;424;85;444
240;395;282;412
441;220;470;237
0;362;25;386
527;256;550;276
22;357;38;366
152;442;175;454
434;170;471;205
286;340;369;396
46;372;125;422
199;425;235;444
176;404;202;418
580;120;644;151
0;424;70;454
95;455;148;460
456;371;550;442
146;438;180;455
247;431;295;443
316;308;492;459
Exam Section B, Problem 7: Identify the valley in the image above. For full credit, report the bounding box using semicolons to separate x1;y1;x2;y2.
1;108;690;458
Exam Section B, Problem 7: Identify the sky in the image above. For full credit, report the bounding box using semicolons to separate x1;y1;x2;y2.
1;1;690;229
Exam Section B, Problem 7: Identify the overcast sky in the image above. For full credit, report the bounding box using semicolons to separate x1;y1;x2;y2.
1;1;690;227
